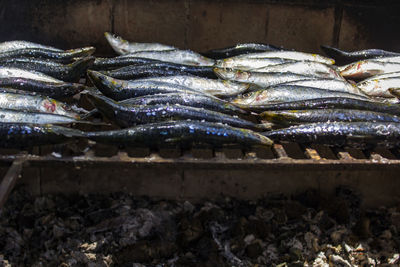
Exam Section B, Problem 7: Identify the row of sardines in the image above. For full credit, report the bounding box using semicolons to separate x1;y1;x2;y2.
1;33;400;151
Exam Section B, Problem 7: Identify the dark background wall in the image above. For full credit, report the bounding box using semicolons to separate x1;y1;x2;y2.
0;0;399;56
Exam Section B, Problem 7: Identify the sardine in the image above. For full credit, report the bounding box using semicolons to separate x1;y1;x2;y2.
232;85;370;106
357;77;400;97
232;51;335;65
373;56;400;64
0;40;62;53
0;123;83;148
132;75;249;97
261;109;400;126
361;72;400;81
0;57;94;82
86;93;266;131
263;122;400;148
104;32;176;55
281;78;362;95
203;43;282;59
0;67;63;83
86;121;273;149
215;57;295;70
0;47;95;62
214;69;315;88
118;50;215;66
119;93;248;115
0;77;85;98
321;45;400;65
103;62;216;79
244;97;400;116
340;60;400;80
91;57;162;70
0;109;82;124
0;92;79;118
87;70;204;100
250;61;342;80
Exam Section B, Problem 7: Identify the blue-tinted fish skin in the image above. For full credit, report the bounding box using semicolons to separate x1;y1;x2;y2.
0;57;94;82
0;123;83;148
202;43;282;59
120;93;248;115
103;62;217;79
0;47;95;63
261;109;400;126
86;121;272;149
87;70;202;101
321;45;400;65
0;77;85;98
246;97;400;116
86;93;264;131
91;57;162;70
264;122;400;148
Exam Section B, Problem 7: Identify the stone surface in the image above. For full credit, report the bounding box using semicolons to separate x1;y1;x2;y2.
267;4;335;53
187;1;269;52
113;0;187;49
339;5;400;52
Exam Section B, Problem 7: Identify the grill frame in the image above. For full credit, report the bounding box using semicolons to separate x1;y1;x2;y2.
1;142;400;208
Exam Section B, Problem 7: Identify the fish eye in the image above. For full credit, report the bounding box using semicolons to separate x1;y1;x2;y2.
242;92;254;98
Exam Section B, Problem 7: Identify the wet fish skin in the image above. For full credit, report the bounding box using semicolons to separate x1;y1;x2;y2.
0;109;82;124
263;122;400;148
132;75;249;97
357;77;400;98
214;69;317;88
233;50;335;65
260;109;400;126
0;47;95;63
87;70;203;100
103;62;217;79
0;77;85;98
0;67;63;83
120;93;248;116
232;85;370;106
202;43;282;59
250;61;343;80
0;57;94;82
91;57;163;70
321;45;400;65
104;32;176;55
281;78;362;94
245;97;400;116
119;50;215;66
361;72;400;81
0;92;79;118
215;57;295;70
0;40;62;53
339;60;400;80
86;93;265;131
86;120;273;149
0;123;84;148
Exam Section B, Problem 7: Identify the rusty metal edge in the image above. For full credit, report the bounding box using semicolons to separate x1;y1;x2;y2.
0;154;398;171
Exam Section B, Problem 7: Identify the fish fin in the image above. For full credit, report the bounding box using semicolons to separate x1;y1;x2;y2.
80;109;99;120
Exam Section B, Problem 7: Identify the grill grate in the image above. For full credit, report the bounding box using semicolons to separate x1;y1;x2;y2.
0;142;399;165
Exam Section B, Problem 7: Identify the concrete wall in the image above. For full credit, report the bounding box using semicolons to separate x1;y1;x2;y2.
0;0;399;56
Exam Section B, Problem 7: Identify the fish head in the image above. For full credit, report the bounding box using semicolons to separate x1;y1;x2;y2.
234;70;250;80
65;47;96;57
231;90;266;106
104;32;130;55
217;58;234;68
222;80;249;93
87;70;125;93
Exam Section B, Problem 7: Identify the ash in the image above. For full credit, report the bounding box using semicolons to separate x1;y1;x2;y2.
1;188;399;267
